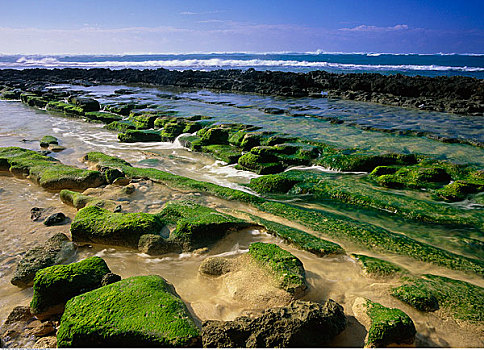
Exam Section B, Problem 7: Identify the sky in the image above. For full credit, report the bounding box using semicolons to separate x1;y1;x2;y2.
0;0;483;54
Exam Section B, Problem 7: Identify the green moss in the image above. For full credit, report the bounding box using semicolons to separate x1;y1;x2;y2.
256;201;484;275
249;171;483;230
178;135;203;151
30;256;111;316
352;254;406;277
201;144;242;164
237;152;285;175
67;96;100;112
248;242;307;295
0;147;104;190
0;89;21;100
198;127;229;145
46;101;84;116
84;111;122;124
71;206;166;248
104;120;136;132
104;103;138;116
39;135;58;147
159;121;187;141
391;274;484;321
118;129;162;143
374;166;451;189
435;180;484;202
60;189;115;210
56;275;200;347
248;215;344;256
20;93;48;108
81;152;484;275
159;201;249;251
128;114;159;129
365;300;416;347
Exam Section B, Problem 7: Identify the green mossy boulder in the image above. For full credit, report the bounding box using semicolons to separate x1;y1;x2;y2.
30;256;111;320
105;120;136;132
0;89;21;100
118;129;162;143
160;201;250;251
20;93;48;108
248;242;307;297
374;166;451;189
56;275;201;347
198;127;229;145
129;113;159;129
352;254;406;277
11;233;76;288
353;298;416;348
60;189;116;210
237;152;285;175
0;147;104;190
46;101;84;116
201;144;242;164
435;180;484;202
70;206;166;248
391;274;484;321
39;135;58;148
84;111;122;124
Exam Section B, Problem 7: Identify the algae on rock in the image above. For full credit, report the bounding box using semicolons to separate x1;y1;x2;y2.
56;275;201;347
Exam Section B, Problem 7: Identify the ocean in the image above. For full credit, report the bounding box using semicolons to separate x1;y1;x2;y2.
0;52;483;78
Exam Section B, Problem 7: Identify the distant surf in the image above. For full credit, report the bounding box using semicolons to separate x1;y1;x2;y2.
0;52;483;78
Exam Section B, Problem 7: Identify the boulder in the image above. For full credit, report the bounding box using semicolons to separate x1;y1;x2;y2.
11;233;76;288
43;212;66;226
202;300;346;347
39;136;58;148
30;256;111;320
33;336;57;348
56;275;201;347
352;297;416;348
70;206;166;248
199;257;232;276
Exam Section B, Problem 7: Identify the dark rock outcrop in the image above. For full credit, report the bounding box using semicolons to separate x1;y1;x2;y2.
202;300;346;347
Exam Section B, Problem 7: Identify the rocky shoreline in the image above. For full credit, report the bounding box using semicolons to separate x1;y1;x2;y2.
0;67;483;116
0;79;482;348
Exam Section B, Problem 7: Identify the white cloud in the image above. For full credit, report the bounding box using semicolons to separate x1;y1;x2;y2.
340;24;409;32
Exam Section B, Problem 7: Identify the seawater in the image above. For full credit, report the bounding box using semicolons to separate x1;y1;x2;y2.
0;52;483;78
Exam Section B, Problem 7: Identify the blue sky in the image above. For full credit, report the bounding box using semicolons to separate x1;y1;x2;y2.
0;0;482;54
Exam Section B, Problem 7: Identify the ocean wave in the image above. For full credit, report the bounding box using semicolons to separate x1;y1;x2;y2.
2;56;483;72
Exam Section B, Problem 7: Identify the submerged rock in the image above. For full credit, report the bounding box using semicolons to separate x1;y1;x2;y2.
11;233;76;288
202;300;346;347
199;256;232;276
56;275;201;347
30;256;111;320
39;135;58;148
352;297;416;348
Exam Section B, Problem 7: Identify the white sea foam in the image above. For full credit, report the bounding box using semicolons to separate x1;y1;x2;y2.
4;56;483;72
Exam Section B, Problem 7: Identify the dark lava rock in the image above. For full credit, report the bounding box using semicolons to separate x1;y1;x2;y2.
202;300;346;347
11;233;76;288
43;212;66;226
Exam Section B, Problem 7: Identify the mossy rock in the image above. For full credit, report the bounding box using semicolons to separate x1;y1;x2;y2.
317;151;417;172
84;111;122;124
178;135;203;151
104;103;137;116
21;93;48;108
248;242;307;296
60;189;116;210
0;147;104;191
391;274;484;321
198;127;229;145
30;256;111;320
129;113;159;129
118;129;162;143
248;174;299;193
237;152;285;175
39;135;58;148
352;254;406;277
249;215;344;256
353;298;416;348
70;206;166;248
201;144;242;164
374;166;451;189
0;89;21;99
67;96;100;112
56;275;201;347
46;101;84;116
105;120;136;132
160;201;250;251
435;180;484;202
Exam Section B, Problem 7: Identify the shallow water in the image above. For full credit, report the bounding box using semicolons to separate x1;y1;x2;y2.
0;88;483;347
